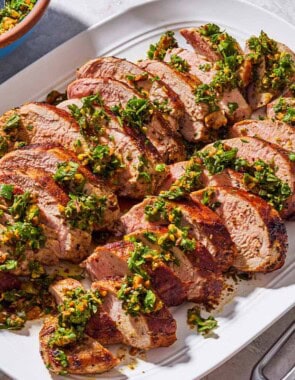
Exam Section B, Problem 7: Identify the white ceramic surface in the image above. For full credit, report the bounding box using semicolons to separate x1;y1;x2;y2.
0;1;294;379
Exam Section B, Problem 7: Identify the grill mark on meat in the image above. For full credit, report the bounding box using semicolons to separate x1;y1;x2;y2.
67;77;186;163
39;317;118;375
76;56;185;133
191;187;287;272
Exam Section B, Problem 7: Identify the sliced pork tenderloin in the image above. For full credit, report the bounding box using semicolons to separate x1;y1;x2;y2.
230;119;295;152
58;98;165;198
138;59;227;142
191;187;287;272
49;278;124;346
76;56;185;133
0;169;92;263
208;137;295;218
158;160;247;192
245;35;295;110
164;48;251;122
41;279;119;374
120;196;236;271
67;77;186;163
40;317;119;375
0;145;120;230
83;232;223;306
179;26;251;86
92;279;177;350
267;97;295;125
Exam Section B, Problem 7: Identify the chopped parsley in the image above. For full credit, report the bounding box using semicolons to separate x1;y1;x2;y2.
247;31;295;93
117;275;162;316
46;90;67;106
195;84;220;113
88;145;123;178
111;97;154;135
200;189;221;210
64;194;107;231
144;198;168;222
160;158;202;199
0;0;37;35
169;54;190;73
273;97;295;125
53;161;86;194
147;31;178;60
3;113;20;133
49;287;101;348
0;184;14;200
68;94;109;136
187;307;218;336
227;102;239;114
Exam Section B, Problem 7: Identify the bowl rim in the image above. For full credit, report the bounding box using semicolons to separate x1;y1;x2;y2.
0;0;50;47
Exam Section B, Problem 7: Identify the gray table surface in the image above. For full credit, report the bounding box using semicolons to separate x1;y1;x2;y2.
0;0;294;379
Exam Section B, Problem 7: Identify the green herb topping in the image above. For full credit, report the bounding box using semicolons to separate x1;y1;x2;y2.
53;161;86;194
187;307;218;335
273;97;295;125
118;275;162;316
63;194;107;232
147;31;178;60
69;94;109;137
247;31;295;93
201;189;221;210
169;54;190;72
49;287;102;348
198;141;291;211
0;0;37;35
111;97;154;135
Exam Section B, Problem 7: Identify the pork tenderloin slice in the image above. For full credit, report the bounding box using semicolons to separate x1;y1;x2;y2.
0;145;120;230
127;228;223;304
138;59;211;142
59;99;164;198
0;169;91;263
180;28;251;86
191;187;287;272
246;39;295;109
67;77;186;163
230;119;295;152
39;316;118;375
158;160;247;192
212;137;295;218
0;202;60;274
17;102;90;154
83;239;186;306
49;278;124;346
91;279;177;350
164;48;251;122
120;197;236;271
267;97;295;124
76;56;185;132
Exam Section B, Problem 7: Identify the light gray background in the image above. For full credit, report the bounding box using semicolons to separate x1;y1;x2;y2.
0;1;294;379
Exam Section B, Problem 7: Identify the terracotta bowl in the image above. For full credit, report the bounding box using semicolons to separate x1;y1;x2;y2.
0;0;50;57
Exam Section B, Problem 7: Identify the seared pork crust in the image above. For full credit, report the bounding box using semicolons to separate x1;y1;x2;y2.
92;279;177;350
39;317;118;375
191;187;287;272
